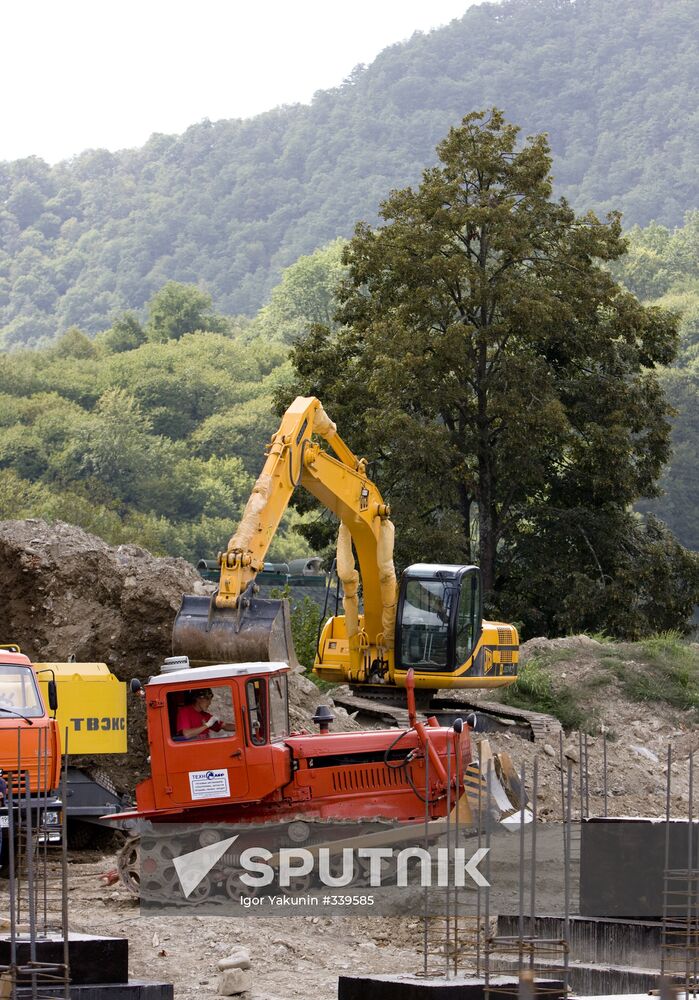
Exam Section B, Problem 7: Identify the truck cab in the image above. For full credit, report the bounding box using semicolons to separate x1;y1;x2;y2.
0;645;62;854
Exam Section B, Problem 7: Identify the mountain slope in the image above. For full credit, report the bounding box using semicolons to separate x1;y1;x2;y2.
0;0;697;345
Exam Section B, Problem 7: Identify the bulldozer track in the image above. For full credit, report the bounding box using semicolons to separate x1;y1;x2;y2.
334;689;561;743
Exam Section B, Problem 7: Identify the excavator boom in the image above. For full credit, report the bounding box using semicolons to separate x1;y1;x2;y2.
172;397;397;670
172;395;518;692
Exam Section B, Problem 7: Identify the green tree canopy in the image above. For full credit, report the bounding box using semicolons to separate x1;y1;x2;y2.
145;281;227;342
255;239;348;344
283;109;696;638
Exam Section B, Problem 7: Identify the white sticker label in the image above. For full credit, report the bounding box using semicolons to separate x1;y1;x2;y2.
188;768;230;800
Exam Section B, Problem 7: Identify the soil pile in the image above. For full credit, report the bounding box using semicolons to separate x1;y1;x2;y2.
0;518;353;788
481;634;699;822
0;519;205;673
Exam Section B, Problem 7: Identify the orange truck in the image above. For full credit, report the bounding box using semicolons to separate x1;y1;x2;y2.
0;643;128;858
0;645;62;857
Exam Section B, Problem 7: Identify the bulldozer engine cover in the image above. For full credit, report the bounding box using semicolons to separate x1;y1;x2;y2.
172;594;300;668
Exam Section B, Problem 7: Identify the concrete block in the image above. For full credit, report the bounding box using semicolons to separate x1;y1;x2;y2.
338;975;565;1000
0;933;128;985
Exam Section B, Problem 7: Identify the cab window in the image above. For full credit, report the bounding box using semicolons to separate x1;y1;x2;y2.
246;679;267;745
269;674;289;742
0;665;43;718
455;571;481;666
400;579;452;669
166;686;235;742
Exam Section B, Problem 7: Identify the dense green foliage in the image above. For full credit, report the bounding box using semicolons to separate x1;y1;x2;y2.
1;0;697;346
612;213;699;551
282;110;699;639
0;283;311;561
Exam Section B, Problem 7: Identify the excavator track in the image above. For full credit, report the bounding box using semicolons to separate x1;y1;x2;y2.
333;688;561;743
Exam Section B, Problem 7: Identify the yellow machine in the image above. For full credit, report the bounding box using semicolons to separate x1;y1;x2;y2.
173;396;519;694
35;662;127;755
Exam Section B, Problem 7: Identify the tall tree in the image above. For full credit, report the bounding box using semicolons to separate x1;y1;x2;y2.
146;282;226;342
284;109;694;637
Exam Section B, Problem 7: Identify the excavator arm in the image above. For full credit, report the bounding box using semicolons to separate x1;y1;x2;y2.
172;397;397;670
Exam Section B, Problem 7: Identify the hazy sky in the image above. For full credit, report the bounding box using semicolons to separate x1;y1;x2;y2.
3;1;477;164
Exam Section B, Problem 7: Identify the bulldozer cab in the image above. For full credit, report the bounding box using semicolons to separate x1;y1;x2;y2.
145;662;291;811
395;565;482;674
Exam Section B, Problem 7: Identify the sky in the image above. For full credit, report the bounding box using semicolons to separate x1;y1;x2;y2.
2;1;478;164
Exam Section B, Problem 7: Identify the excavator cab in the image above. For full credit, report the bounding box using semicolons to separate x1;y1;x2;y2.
396;565;481;674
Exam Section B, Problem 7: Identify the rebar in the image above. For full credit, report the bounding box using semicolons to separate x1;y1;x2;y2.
61;728;71;999
453;726;461;977
563;761;572;994
484;757;493;998
529;758;538;949
603;732;608;817
422;731;429;978
687;751;694;992
518;762;526;941
558;730;565;822
476;741;483;977
445;728;452;980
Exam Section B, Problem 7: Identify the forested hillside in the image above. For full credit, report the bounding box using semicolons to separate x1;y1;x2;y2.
0;283;306;561
612;212;699;552
1;0;697;346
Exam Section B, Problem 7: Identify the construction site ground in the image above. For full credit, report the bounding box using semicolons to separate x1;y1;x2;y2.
2;520;699;996
66;852;444;1000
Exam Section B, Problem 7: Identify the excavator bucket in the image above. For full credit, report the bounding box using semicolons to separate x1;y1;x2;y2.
171;594;300;669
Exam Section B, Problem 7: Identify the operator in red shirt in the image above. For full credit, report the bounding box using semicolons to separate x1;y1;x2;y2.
175;688;235;740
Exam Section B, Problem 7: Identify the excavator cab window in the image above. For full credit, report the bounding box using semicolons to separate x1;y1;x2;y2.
455;569;481;666
246;678;268;746
399;579;453;669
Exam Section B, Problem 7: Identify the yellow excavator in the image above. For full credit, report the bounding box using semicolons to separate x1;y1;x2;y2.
173;396;519;700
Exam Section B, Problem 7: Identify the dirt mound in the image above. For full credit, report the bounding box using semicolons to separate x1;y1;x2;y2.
0;519;205;673
519;634;603;663
0;519;354;788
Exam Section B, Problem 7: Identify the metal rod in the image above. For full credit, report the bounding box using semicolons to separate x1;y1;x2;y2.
61;727;71;1000
518;761;526;942
7;748;17;969
530;757;538;950
563;761;573;995
687;750;694;994
484;758;493;999
476;741;483;978
558;730;565;822
603;732;608;817
42;721;50;934
584;732;590;819
423;729;429;978
662;743;672;977
453;727;461;977
578;730;584;820
16;726;23;924
25;768;37;1000
445;728;452;980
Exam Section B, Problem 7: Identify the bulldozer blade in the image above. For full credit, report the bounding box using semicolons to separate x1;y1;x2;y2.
172;593;300;669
